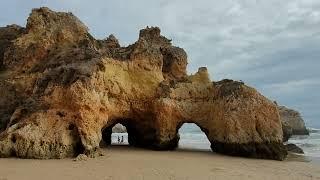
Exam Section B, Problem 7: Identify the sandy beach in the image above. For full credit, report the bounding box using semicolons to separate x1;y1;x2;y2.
0;146;319;180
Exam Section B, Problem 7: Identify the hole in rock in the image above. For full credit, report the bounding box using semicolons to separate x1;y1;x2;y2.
68;123;75;130
111;123;128;145
177;123;211;151
56;111;65;117
11;135;16;143
101;122;129;147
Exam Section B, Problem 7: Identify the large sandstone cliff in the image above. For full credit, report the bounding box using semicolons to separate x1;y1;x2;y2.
0;7;286;160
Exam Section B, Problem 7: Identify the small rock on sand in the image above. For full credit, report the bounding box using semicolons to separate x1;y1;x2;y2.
73;154;88;161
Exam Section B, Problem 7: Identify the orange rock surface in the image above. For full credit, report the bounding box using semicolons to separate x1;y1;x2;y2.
0;7;286;160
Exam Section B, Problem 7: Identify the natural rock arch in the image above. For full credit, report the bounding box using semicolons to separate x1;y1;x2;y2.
177;123;211;150
101;121;128;146
0;7;287;160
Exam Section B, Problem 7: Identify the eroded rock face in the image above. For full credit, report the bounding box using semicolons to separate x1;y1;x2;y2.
0;7;287;160
278;106;309;137
282;122;293;142
0;25;25;131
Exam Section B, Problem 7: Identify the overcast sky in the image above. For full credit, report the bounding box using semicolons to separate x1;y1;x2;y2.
1;0;319;128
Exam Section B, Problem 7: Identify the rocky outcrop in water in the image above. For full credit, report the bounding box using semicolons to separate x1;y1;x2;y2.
285;144;304;154
0;7;286;160
278;106;309;141
112;124;127;133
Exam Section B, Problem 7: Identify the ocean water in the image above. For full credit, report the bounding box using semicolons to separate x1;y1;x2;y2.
177;124;211;150
288;128;320;159
111;133;129;145
110;132;211;150
110;124;212;150
178;132;211;151
110;125;320;161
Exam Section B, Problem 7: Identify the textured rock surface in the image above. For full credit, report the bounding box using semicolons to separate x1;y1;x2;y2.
112;124;127;133
0;24;25;70
278;106;309;137
73;154;88;161
0;7;286;160
282;122;293;142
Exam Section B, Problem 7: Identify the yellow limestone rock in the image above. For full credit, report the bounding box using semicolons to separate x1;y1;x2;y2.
0;7;286;160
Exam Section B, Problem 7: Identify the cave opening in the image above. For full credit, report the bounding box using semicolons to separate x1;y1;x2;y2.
101;121;129;147
100;118;159;149
177;123;212;151
111;123;129;145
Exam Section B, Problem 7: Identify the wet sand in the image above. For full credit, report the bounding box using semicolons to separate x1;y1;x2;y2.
0;146;319;180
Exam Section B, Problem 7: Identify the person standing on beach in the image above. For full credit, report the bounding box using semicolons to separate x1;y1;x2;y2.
117;136;120;143
121;136;124;143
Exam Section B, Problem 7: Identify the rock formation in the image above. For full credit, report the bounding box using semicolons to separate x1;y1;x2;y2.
0;7;287;160
285;144;304;154
112;124;127;133
278;106;309;141
282;121;293;142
